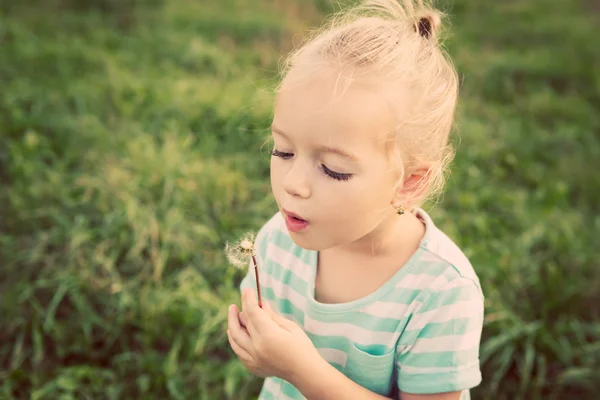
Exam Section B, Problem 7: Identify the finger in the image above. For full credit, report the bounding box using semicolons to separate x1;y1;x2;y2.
228;304;242;330
239;310;247;329
228;304;253;352
241;293;260;338
227;329;252;362
243;288;277;335
232;294;248;329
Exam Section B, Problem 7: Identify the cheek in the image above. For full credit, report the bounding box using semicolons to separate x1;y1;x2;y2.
269;158;288;199
331;178;391;222
269;158;279;189
318;181;373;222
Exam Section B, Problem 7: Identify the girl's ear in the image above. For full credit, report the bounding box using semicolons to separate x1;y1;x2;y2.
393;168;431;207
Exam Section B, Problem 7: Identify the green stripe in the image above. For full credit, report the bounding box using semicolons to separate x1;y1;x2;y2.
308;335;396;356
259;385;275;400
309;334;349;352
267;260;309;295
364;288;427;305
281;380;304;399
399;316;482;345
417;316;483;339
328;361;344;371
262;287;305;325
414;261;456;276
380;288;425;304
442;267;461;282
270;230;315;265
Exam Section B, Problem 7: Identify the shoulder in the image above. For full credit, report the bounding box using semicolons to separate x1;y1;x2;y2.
413;208;484;299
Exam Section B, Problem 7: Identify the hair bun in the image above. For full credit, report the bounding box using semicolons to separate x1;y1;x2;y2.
416;12;441;39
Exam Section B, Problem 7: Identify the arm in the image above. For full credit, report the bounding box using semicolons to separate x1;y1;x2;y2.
291;357;462;400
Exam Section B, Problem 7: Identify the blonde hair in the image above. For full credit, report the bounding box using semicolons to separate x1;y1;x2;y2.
277;0;459;209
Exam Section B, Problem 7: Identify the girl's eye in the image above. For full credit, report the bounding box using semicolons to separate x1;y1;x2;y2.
321;164;353;181
271;149;294;159
272;148;353;182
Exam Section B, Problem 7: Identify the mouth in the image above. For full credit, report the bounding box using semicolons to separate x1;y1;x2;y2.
282;209;309;232
283;209;308;223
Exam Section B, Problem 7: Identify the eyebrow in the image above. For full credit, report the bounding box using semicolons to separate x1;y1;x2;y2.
271;125;359;162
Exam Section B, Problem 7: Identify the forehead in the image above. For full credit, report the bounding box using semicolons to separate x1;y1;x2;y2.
272;71;396;153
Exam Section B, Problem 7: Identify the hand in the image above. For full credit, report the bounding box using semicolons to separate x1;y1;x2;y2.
227;288;322;382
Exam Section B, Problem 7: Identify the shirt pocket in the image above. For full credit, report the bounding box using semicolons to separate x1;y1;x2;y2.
344;343;396;396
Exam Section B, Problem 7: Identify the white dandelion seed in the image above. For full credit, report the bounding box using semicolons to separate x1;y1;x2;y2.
224;232;263;307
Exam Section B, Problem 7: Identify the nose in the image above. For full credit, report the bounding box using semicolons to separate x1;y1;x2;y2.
282;160;311;199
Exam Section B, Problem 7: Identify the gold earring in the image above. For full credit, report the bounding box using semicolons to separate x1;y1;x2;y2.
395;205;405;216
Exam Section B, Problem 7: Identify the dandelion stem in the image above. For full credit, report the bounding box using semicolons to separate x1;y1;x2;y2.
251;255;263;308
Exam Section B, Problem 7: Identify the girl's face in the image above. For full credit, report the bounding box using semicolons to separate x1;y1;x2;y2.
270;71;403;251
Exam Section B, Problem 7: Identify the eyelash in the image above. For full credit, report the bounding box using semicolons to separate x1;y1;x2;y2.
271;149;353;182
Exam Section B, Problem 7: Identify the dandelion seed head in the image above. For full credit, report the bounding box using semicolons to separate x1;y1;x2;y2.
224;232;257;270
240;239;253;251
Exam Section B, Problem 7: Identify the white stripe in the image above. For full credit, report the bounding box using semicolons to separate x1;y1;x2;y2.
394;273;430;289
272;213;287;231
417;251;445;263
410;328;482;353
408;299;483;331
267;241;313;283
360;301;419;319
317;348;347;367
394;272;451;290
269;279;307;312
304;315;395;345
429;273;453;290
442;278;476;291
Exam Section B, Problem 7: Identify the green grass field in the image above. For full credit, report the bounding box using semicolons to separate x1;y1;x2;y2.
1;0;598;399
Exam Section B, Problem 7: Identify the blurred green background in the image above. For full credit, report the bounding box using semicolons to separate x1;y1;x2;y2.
1;0;598;399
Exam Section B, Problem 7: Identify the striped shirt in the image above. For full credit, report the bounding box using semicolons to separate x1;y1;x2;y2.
240;209;484;399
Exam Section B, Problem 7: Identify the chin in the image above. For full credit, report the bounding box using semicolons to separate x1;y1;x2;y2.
288;233;318;250
287;232;329;251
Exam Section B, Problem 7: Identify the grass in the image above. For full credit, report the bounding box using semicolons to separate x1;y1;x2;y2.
1;0;599;399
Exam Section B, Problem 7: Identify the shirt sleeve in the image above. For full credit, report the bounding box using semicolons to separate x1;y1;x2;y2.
396;277;484;394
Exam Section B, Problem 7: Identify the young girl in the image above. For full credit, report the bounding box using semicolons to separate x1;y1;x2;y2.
226;0;484;399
